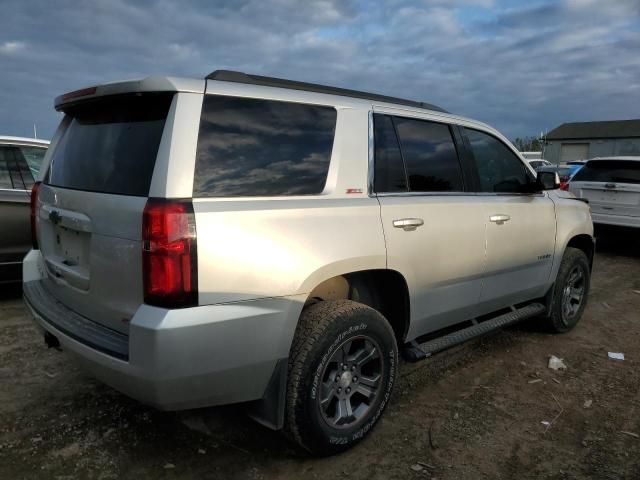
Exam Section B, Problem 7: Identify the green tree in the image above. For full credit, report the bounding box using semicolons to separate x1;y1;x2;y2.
512;136;542;152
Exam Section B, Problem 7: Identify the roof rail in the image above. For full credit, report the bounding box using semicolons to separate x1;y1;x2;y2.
205;70;448;113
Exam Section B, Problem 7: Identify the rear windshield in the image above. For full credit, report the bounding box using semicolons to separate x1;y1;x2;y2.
571;160;640;184
46;93;173;196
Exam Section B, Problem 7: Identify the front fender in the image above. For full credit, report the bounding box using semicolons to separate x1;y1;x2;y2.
548;192;594;282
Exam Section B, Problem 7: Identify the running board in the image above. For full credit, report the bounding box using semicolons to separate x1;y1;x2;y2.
403;302;545;362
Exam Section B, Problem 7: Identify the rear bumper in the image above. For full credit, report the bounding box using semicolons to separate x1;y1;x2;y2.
592;212;640;228
23;252;304;410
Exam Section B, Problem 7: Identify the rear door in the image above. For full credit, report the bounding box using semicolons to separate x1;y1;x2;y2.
36;93;174;333
569;159;640;219
374;112;487;339
461;127;556;310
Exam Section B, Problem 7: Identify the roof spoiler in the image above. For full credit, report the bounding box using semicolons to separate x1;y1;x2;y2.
206;70;448;113
54;77;205;111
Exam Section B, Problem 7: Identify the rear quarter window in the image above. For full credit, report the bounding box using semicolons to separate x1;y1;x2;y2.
0;145;40;189
0;147;15;189
193;95;336;197
46;93;173;196
19;146;47;179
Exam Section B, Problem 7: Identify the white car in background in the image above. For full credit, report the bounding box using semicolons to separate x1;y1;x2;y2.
527;159;551;170
568;157;640;228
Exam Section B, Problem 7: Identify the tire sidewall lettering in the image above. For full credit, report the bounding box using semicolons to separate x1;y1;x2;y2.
312;324;396;446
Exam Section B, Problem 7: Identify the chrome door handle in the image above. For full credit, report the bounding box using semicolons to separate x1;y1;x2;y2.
489;214;511;225
393;218;424;231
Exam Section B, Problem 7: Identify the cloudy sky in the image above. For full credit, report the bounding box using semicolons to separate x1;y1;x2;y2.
1;0;639;141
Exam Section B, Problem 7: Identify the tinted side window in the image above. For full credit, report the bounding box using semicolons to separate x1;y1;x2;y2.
393;117;463;192
464;128;533;193
0;146;28;190
374;114;407;193
194;96;336;197
0;147;13;189
19;146;47;180
14;146;39;189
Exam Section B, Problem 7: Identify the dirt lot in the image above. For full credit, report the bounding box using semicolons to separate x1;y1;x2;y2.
1;226;639;480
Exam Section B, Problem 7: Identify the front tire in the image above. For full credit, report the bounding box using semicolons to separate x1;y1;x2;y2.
545;247;591;333
285;300;398;456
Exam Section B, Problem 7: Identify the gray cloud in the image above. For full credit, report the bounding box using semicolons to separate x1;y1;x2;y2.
0;0;639;141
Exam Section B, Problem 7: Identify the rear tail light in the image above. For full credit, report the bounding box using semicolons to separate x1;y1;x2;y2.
559;181;569;191
142;198;198;308
30;181;41;249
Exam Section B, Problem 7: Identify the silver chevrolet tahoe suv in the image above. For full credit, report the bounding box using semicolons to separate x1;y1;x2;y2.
23;71;594;455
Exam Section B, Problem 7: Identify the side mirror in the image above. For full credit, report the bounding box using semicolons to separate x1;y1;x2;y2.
536;171;560;191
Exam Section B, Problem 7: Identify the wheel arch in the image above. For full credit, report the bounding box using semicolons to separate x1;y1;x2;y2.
305;269;411;343
246;267;410;431
566;234;595;270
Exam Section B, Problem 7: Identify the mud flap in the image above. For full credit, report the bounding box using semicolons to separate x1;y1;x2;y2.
245;358;288;430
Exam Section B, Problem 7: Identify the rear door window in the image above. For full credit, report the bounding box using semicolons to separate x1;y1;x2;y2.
194;95;336;197
464;128;533;193
373;114;407;193
571;160;640;184
46;93;173;196
393;116;463;192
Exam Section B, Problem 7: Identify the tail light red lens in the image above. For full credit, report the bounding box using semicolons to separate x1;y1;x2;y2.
142;198;198;308
559;181;569;191
30;181;41;249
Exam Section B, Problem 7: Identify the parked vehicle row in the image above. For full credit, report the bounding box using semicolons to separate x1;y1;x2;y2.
17;71;594;455
0;136;48;283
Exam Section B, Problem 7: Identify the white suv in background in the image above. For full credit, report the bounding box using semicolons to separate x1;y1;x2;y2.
23;71;594;455
569;157;640;228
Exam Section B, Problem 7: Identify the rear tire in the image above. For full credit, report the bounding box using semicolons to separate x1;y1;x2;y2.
285;300;398;456
544;247;590;333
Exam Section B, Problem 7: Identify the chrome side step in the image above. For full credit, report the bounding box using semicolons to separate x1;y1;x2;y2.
403;302;545;362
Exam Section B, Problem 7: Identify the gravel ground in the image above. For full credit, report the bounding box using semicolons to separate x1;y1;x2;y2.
1;226;639;480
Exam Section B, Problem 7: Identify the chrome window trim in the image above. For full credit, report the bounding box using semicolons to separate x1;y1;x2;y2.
0;188;29;193
375;191;546;198
368;110;375;196
0;142;48;149
376;191;475;198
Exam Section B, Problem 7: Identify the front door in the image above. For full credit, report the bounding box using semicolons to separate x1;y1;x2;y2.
462;127;556;311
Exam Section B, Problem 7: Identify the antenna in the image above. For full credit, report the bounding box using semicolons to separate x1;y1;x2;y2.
33;124;37;139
